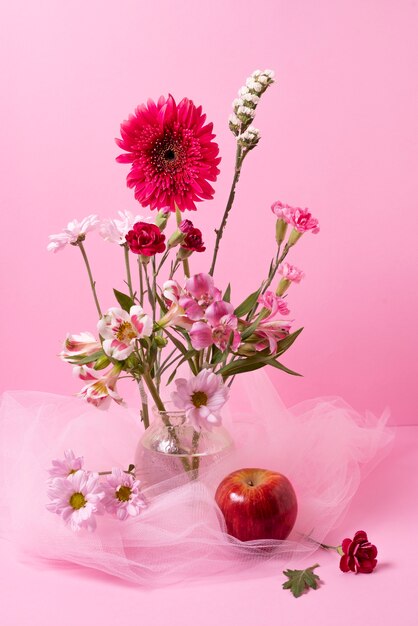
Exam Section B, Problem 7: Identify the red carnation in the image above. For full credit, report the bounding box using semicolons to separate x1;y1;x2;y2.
181;226;206;253
116;95;221;213
339;530;378;574
125;222;166;256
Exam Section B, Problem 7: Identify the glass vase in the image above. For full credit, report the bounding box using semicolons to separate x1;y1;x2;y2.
134;404;233;488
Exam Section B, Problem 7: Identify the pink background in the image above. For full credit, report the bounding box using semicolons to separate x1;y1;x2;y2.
1;0;417;424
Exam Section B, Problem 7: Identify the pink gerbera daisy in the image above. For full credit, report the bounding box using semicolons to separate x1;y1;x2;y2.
116;95;221;212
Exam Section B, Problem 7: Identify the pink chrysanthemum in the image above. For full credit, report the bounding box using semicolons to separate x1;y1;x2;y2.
46;470;105;532
48;449;84;478
116;95;221;212
102;468;147;521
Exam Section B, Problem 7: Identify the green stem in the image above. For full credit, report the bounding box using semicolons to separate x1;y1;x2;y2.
138;257;144;305
142;370;165;412
191;429;201;478
124;244;134;300
143;262;156;321
78;241;102;317
137;377;150;429
175;206;190;278
209;145;245;277
142;370;191;473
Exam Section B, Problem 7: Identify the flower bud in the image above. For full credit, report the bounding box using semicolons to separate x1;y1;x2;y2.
237;343;258;357
154;335;168;348
167;229;186;248
237;126;261;151
276;219;288;245
287;229;303;247
93;355;111;370
155;209;170;231
276;278;291;297
177;247;193;260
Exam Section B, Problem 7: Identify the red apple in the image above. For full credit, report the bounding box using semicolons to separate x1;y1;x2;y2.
215;468;297;542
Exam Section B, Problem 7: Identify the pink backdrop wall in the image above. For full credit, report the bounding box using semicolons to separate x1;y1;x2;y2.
1;0;417;424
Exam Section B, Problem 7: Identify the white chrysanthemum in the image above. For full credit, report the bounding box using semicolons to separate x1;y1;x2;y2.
99;210;150;245
47;215;99;253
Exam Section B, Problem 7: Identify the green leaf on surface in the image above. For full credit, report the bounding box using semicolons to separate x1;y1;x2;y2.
234;288;262;317
282;564;321;598
113;288;134;312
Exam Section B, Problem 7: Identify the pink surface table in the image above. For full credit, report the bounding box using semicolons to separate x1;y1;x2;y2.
1;425;415;626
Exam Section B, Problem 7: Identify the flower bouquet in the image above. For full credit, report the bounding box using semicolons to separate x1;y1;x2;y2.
48;69;320;496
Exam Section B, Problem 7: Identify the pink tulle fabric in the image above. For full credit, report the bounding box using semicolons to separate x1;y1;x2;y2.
0;371;392;586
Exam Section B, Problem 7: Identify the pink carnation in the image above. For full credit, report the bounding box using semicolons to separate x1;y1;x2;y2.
271;201;319;234
257;291;290;317
279;262;304;283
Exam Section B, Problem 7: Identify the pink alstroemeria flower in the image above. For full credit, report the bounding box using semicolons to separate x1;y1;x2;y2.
254;320;291;353
179;273;222;321
279;263;304;283
98;306;152;360
190;301;241;351
76;365;124;408
171;370;229;430
60;332;101;363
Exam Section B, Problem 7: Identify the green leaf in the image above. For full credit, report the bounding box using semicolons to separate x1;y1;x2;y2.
219;351;271;378
268;359;302;377
223;283;231;303
275;327;304;356
155;291;168;314
166;351;197;385
282;564;321;598
163;329;198;375
68;350;104;365
113;288;134;312
241;310;267;341
234;288;262;317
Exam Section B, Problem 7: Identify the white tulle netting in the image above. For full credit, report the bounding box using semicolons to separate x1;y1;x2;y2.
0;371;392;586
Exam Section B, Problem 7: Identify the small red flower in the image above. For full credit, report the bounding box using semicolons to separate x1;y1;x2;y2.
125;222;166;256
339;530;378;574
181;226;206;253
